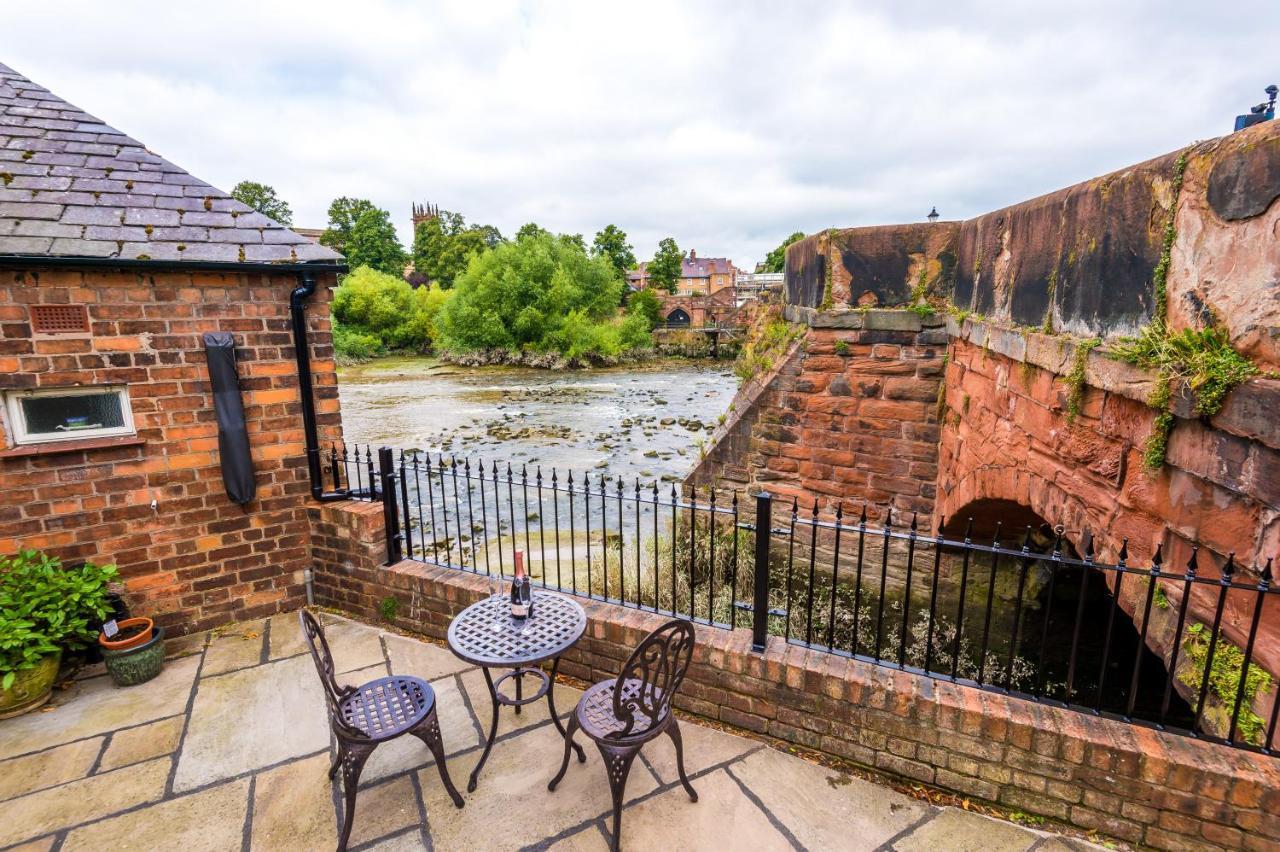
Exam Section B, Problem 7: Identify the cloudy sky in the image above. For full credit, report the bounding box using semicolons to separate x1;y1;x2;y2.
5;1;1277;267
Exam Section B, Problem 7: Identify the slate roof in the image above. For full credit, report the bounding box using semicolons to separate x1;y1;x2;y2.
626;255;736;282
0;63;342;265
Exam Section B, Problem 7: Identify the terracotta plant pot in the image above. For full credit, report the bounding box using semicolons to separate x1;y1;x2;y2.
102;626;165;687
98;617;154;653
0;650;62;718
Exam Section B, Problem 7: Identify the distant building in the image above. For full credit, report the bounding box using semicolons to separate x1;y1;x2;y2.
735;271;783;305
293;227;326;244
627;249;738;297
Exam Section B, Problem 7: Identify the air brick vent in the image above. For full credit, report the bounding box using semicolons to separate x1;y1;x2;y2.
30;304;90;335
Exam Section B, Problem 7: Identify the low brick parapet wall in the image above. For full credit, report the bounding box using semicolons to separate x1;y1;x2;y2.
310;500;1280;852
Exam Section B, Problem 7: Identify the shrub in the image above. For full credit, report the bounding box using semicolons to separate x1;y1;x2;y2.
0;551;118;689
331;266;449;359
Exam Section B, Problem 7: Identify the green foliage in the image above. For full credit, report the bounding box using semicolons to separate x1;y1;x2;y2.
1065;337;1101;423
1153;151;1189;326
1153;582;1170;610
331;266;449;359
1114;325;1258;469
230;180;293;225
626;287;662;331
411;210;490;288
649;237;683;294
833;339;850;356
435;232;641;363
763;231;806;274
319;197;377;255
378;596;399;622
591;225;637;277
0;551;118;690
1177;622;1272;744
820;231;835;310
345;207;406;275
734;308;800;383
516;222;550;242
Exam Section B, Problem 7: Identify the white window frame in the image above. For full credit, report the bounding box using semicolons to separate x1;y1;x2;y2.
5;386;136;445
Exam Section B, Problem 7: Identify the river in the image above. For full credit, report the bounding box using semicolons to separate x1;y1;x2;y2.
336;357;738;484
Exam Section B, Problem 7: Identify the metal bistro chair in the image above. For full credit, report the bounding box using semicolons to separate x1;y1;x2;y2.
549;619;698;850
299;608;464;851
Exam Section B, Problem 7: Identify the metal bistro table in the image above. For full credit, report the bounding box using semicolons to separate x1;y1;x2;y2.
447;590;588;791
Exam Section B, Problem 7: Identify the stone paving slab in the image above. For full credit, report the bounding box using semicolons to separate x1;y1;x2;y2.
0;735;102;801
60;776;250;852
173;653;328;792
729;745;933;850
620;769;794;852
0;610;1113;852
0;756;169;848
0;655;198;761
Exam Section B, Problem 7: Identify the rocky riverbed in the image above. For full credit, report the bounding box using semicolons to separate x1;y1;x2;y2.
336;357;737;483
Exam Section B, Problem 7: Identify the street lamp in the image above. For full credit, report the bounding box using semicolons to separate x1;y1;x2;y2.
927;207;940;224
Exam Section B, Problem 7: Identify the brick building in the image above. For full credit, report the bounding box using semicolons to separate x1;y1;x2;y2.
627;249;738;297
0;63;346;635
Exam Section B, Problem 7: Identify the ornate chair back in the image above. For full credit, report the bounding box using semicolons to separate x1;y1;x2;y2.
611;619;695;738
299;608;367;740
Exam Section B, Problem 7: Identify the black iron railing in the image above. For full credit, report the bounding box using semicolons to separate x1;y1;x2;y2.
327;442;1280;756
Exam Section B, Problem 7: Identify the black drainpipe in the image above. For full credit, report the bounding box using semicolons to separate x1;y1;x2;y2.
291;270;348;502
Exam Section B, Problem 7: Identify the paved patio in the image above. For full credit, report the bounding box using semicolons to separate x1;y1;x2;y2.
0;611;1109;851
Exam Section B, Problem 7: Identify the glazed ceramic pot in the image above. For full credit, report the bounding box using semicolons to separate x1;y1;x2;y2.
102;626;165;687
98;617;155;653
0;650;61;718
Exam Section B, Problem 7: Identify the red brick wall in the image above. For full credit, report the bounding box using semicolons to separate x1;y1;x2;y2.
0;265;342;634
310;499;1280;852
940;321;1280;733
689;309;945;531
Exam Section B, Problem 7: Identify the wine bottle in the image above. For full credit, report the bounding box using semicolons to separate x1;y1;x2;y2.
520;559;533;619
511;551;529;619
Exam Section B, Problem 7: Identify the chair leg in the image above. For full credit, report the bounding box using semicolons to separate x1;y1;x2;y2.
547;712;580;792
597;741;640;852
328;743;342;779
410;709;465;809
335;739;376;852
667;718;698;802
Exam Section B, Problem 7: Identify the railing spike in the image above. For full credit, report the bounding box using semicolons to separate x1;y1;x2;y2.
1186;545;1199;576
992;521;1002;547
859;503;868;525
910;512;918;533
1118;537;1129;566
1223;552;1236;579
963;517;974;543
1263;557;1274;585
1020;526;1033;553
1151;541;1163;568
1082;529;1095;561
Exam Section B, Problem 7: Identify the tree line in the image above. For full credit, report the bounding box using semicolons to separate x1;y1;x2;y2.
230;180;803;363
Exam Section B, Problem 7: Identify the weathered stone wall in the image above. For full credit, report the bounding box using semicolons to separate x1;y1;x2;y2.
787;118;1280;362
309;501;1280;851
0;266;343;634
687;308;945;530
939;319;1280;734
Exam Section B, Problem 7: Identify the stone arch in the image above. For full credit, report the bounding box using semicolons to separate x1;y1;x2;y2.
665;307;690;327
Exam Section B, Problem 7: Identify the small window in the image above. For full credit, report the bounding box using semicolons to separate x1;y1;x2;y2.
5;386;135;445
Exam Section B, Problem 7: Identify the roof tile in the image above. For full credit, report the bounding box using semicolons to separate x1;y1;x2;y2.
0;61;342;265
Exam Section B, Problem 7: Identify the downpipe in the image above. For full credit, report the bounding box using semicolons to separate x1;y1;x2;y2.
291;269;348;502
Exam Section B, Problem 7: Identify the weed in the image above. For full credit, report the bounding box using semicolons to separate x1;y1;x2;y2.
1065;338;1101;423
378;595;399;622
1177;622;1272;744
834;339;850;356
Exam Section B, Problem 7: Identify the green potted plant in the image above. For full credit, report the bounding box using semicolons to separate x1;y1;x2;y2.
99;617;165;687
0;550;118;717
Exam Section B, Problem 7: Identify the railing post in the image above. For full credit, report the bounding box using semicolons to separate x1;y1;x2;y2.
378;447;402;566
752;491;772;651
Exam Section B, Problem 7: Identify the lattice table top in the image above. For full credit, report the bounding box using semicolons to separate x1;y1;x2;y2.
447;592;587;668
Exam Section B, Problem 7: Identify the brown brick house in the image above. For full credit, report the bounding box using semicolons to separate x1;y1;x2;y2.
627;249;738;297
0;63;347;635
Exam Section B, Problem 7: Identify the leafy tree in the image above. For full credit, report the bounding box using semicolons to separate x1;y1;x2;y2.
560;233;587;253
230;180;293;225
319;197;377;255
474;224;505;249
627;287;662;330
649;237;684;294
764;231;806;273
592;225;637;277
344;207;406;275
435;232;643;361
411;210;489;288
331;266;449;358
516;222;550;242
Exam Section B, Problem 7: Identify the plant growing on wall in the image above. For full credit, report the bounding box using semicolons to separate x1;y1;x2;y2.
1112;150;1258;469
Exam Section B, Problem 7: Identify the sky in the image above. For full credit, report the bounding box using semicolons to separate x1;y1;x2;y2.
4;1;1278;268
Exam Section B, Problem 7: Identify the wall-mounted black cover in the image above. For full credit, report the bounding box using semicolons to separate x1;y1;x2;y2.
203;332;255;505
